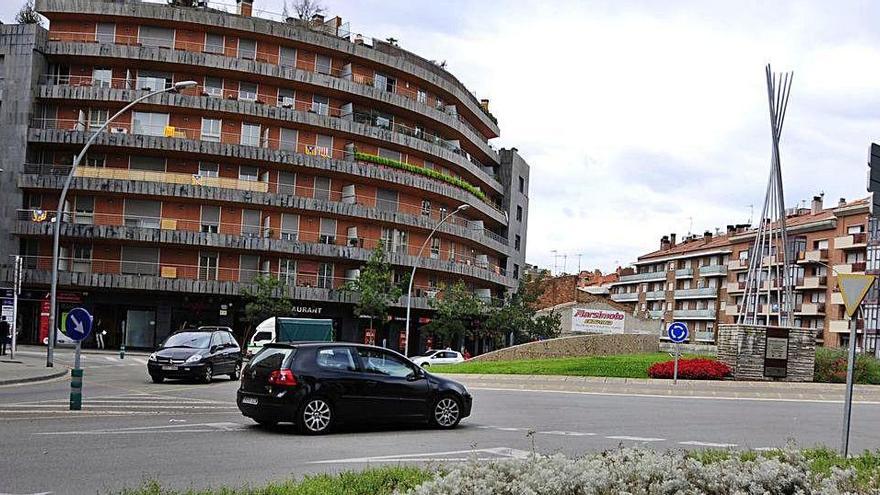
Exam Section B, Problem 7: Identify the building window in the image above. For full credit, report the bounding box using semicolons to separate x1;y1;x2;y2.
279;259;296;284
135;70;172;92
96;23;115;44
239;81;258;101
421;200;431;216
200;205;220;233
204;76;223;97
316;134;333;156
121;246;159;276
374;73;396;93
316;54;332;75
239;254;259;283
376;188;399;212
278;171;296;195
239;165;259;182
92;68;112;88
241;209;261;237
124;199;161;229
519;176;525;193
319;218;337;244
430;237;441;259
281;213;299;241
279;128;298;151
513;264;520;279
85;154;106;167
515;235;521;251
138;25;173;48
279;46;297;68
311;95;330;115
237;38;257;60
131;111;169;136
73;196;94;225
417;89;427;104
200;118;221;142
198;162;219;178
314;177;331;200
71;244;92;273
204;33;224;54
240;123;261;146
377;147;402;162
317;263;334;289
87;108;108;131
198;252;219;280
516;205;523;222
130;155;166;171
278;88;295;107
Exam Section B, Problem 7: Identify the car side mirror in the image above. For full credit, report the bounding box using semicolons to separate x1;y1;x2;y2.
408;368;425;381
210;345;220;354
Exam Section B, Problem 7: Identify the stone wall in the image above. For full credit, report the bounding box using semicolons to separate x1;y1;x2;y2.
470;333;659;362
717;324;815;382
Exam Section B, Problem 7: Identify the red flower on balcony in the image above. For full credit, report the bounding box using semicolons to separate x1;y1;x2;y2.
647;358;731;380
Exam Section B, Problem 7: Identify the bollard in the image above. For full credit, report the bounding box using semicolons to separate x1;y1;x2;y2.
69;368;83;411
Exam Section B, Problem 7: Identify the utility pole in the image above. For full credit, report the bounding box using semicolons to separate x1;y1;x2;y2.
551;250;558;276
577;253;582;274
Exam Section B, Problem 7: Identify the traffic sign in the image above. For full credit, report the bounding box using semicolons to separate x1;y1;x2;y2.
64;307;93;342
838;274;876;317
667;321;689;343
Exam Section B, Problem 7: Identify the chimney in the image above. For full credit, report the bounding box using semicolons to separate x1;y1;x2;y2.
236;0;253;16
480;99;490;112
811;195;823;214
311;13;326;23
660;235;670;251
839;197;846;207
726;224;736;234
704;230;713;242
669;233;677;246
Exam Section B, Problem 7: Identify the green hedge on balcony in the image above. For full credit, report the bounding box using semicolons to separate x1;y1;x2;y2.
354;151;488;202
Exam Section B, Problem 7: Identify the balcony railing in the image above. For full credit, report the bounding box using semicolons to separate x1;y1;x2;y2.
672;309;716;319
618;271;666;283
610;292;639;302
648;310;664;319
797;249;829;263
674;268;693;278
698;264;727;277
673;287;717;299
835;232;867;250
645;290;666;300
796;302;826;315
852;261;867;273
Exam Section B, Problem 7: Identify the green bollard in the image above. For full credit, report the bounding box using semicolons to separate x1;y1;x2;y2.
119;344;125;360
69;368;83;411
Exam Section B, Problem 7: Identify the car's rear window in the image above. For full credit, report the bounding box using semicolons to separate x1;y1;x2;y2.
250;347;295;369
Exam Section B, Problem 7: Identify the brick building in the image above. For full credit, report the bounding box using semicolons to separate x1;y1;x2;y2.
0;0;531;352
610;196;869;349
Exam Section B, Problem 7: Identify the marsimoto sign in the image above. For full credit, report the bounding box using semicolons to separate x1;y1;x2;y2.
571;308;626;334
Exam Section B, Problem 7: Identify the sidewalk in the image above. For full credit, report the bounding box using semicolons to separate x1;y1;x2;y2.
0;350;69;386
446;373;880;403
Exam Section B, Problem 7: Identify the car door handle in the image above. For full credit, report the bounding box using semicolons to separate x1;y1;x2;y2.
365;380;378;387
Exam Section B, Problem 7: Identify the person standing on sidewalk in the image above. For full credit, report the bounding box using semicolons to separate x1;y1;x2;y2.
95;318;106;350
0;317;9;356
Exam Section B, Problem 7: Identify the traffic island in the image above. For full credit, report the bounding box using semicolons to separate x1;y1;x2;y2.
717;324;815;381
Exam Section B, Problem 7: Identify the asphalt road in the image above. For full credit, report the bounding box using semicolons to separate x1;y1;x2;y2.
2;348;880;495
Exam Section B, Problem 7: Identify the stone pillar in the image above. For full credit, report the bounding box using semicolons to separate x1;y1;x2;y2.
717;324;815;381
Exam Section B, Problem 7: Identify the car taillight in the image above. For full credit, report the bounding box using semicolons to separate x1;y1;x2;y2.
268;369;297;386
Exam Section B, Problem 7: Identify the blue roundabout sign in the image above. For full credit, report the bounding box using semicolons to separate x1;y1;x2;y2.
667;321;689;344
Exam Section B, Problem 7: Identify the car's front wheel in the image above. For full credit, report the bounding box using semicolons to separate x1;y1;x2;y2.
150;373;164;384
201;364;213;384
430;395;462;429
229;362;241;380
298;397;334;435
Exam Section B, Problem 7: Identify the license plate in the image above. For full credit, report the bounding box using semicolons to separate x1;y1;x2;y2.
242;397;258;405
161;365;177;371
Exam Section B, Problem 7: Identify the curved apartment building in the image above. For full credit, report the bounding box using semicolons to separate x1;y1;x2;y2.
0;0;530;352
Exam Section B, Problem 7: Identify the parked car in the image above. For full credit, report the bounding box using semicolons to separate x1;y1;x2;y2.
411;349;465;367
147;328;242;383
236;343;472;434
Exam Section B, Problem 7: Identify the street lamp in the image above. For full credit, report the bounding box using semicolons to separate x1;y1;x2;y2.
404;203;470;357
45;80;197;367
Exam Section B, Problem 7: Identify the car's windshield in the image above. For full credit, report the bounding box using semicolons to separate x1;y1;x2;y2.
162;332;211;349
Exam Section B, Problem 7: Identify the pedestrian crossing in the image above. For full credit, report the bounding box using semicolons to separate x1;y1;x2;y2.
0;392;238;417
14;350;150;368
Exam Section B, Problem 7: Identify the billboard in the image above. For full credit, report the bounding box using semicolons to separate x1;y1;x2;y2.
571;308;625;334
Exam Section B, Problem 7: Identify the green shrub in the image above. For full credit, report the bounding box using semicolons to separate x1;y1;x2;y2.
814;347;880;384
354;151;488;202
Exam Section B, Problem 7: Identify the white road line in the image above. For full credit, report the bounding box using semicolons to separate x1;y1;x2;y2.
495;427;525;431
2;404;236;410
679;441;738;448
34;422;244;435
606;435;666;442
537;430;595;437
309;447;531;464
103;356;117;362
132;358;148;365
754;447;778;451
468;386;880;405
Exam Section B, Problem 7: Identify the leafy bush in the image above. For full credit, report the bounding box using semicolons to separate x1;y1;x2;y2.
814;347;880;384
355;151;488;202
407;448;875;494
647;357;731;380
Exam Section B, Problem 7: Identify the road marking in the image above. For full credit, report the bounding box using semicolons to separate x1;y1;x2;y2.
309;447;531;464
495;427;525;431
468;386;880;405
3;404;236;410
679;441;738;448
537;430;595;437
34;422;245;435
132;358;148;365
606;435;666;442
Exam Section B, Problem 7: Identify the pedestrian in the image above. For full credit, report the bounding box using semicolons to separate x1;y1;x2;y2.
95;319;106;350
463;349;472;360
0;317;9;356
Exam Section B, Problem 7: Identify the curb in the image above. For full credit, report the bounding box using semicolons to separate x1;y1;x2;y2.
0;367;69;386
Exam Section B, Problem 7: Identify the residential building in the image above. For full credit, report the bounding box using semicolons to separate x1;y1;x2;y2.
610;196;869;348
0;0;530;352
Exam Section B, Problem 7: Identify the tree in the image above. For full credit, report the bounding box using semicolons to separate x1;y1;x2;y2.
15;0;43;25
239;275;293;331
485;273;561;345
344;242;401;333
424;281;486;348
292;0;325;20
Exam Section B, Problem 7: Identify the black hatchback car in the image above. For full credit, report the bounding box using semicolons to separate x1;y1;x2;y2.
147;328;243;383
236;343;473;434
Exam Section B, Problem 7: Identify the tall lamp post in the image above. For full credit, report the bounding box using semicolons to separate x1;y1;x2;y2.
404;203;470;357
46;80;197;367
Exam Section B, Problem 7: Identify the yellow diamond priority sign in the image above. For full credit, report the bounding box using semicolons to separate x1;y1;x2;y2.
837;273;876;317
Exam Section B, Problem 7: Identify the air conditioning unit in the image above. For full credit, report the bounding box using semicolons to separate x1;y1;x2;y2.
110;127;128;134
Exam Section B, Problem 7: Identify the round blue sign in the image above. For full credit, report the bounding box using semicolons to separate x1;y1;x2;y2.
667;321;689;343
65;307;93;342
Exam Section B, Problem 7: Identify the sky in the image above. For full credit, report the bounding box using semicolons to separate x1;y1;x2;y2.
3;0;879;275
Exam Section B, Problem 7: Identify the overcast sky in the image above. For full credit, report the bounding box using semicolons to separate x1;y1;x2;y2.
3;1;878;274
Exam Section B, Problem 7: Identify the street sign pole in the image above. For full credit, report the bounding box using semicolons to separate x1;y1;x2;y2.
841;307;860;457
65;307;92;411
120;320;126;360
674;343;680;385
667;321;689;385
10;255;21;359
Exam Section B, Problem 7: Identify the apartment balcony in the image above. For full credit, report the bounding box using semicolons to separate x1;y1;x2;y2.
672;309;717;319
830;319;865;333
610;292;639;303
694;331;715;342
795;302;826;316
831;291;844;305
835;232;867;250
726;281;746;294
645;290;666;300
797;249;829;264
699;264;727;277
851;261;867;274
673;287;718;299
796;275;827;290
725;304;741;316
618;271;667;283
76;165;270;192
648;310;665;319
727;258;750;271
674;268;694;279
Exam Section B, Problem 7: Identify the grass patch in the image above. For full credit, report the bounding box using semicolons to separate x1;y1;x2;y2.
431;352;702;378
116;466;434;495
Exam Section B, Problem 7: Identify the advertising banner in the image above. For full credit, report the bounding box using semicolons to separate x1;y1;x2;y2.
571;308;626;334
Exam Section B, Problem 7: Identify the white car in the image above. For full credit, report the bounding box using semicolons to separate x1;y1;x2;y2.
412;350;465;367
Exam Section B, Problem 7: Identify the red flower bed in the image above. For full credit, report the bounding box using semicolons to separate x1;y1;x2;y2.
647;358;731;380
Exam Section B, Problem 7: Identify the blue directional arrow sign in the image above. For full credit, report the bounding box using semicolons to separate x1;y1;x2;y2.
64;307;93;342
667;321;689;344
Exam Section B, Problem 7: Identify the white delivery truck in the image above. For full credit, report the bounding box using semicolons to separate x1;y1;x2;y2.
245;317;334;357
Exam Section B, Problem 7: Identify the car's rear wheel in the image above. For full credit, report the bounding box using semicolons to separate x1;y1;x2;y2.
430;395;462;429
298;397;333;434
421;362;430;368
229;362;241;380
150;373;164;384
201;365;213;384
